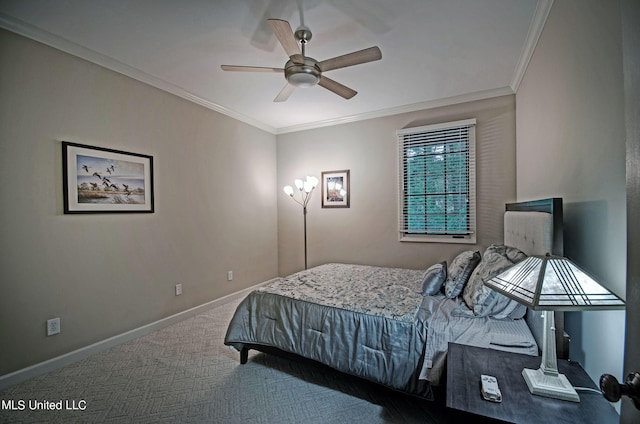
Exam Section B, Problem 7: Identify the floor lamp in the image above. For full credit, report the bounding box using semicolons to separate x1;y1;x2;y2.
283;175;319;269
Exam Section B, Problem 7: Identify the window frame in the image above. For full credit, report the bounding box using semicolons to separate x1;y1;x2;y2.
397;118;476;244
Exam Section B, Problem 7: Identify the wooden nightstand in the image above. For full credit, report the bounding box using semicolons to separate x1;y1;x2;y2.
446;342;619;423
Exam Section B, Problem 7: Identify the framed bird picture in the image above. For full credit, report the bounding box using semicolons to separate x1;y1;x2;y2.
62;142;154;214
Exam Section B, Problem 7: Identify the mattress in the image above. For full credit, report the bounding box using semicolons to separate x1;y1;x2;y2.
224;263;537;399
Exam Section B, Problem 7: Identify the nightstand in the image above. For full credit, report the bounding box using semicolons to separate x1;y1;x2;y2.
446;342;619;423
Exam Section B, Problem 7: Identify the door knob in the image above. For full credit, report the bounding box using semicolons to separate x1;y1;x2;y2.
600;371;640;410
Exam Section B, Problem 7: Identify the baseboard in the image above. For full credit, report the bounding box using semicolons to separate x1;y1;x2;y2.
0;280;275;391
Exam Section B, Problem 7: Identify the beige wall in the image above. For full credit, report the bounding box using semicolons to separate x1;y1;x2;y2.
0;29;278;375
515;0;626;392
277;95;517;277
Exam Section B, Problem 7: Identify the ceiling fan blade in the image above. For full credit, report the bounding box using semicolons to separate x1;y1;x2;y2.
318;76;357;100
221;65;283;73
268;19;302;61
274;83;296;102
318;46;382;72
248;0;292;51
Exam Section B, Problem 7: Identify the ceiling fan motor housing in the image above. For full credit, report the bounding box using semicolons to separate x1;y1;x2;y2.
285;57;321;87
294;25;312;44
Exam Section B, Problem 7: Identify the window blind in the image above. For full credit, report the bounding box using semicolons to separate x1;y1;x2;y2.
397;119;476;242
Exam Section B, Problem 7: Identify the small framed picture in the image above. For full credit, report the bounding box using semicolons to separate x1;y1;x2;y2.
62;141;154;214
321;169;350;208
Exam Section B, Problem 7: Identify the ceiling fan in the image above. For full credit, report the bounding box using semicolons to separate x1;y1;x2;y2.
221;18;382;102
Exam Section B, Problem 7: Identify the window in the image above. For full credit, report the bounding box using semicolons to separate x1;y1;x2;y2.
397;119;476;243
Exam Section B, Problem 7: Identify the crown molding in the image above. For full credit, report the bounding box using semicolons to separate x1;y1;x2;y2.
510;0;554;93
0;13;277;134
275;86;515;134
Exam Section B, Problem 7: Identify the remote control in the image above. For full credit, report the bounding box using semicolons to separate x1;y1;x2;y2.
480;374;502;402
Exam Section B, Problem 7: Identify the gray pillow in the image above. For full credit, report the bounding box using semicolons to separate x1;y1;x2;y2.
444;250;481;298
462;244;528;319
421;261;447;296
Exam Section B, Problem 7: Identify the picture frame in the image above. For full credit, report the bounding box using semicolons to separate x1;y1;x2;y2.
321;169;350;208
62;141;154;214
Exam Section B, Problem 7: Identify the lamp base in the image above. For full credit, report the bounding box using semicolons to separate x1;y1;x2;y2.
522;367;580;402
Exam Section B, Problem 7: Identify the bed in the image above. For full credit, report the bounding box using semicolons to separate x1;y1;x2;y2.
224;198;567;400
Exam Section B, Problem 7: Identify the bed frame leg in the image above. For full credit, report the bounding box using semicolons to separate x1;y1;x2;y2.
240;347;249;364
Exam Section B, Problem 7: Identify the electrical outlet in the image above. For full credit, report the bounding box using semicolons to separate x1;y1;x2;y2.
47;317;60;336
175;283;183;296
227;271;233;281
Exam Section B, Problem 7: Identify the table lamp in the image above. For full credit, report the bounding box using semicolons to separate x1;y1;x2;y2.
485;254;625;402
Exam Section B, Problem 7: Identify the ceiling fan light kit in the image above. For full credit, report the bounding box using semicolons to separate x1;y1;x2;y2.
221;18;382;102
285;57;320;88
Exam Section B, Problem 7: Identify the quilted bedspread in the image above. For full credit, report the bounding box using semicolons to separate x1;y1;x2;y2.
223;263;537;399
224;263;433;398
257;263;426;321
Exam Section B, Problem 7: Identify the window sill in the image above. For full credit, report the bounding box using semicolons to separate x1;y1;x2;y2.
399;234;476;244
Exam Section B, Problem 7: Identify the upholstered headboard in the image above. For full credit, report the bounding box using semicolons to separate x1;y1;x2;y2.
503;198;569;359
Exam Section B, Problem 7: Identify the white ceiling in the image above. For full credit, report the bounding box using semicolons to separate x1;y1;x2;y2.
0;0;549;134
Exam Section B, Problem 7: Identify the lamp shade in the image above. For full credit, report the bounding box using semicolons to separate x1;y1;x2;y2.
303;180;313;193
486;254;625;311
306;175;319;188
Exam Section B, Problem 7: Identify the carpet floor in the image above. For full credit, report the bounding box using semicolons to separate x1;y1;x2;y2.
0;297;493;423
